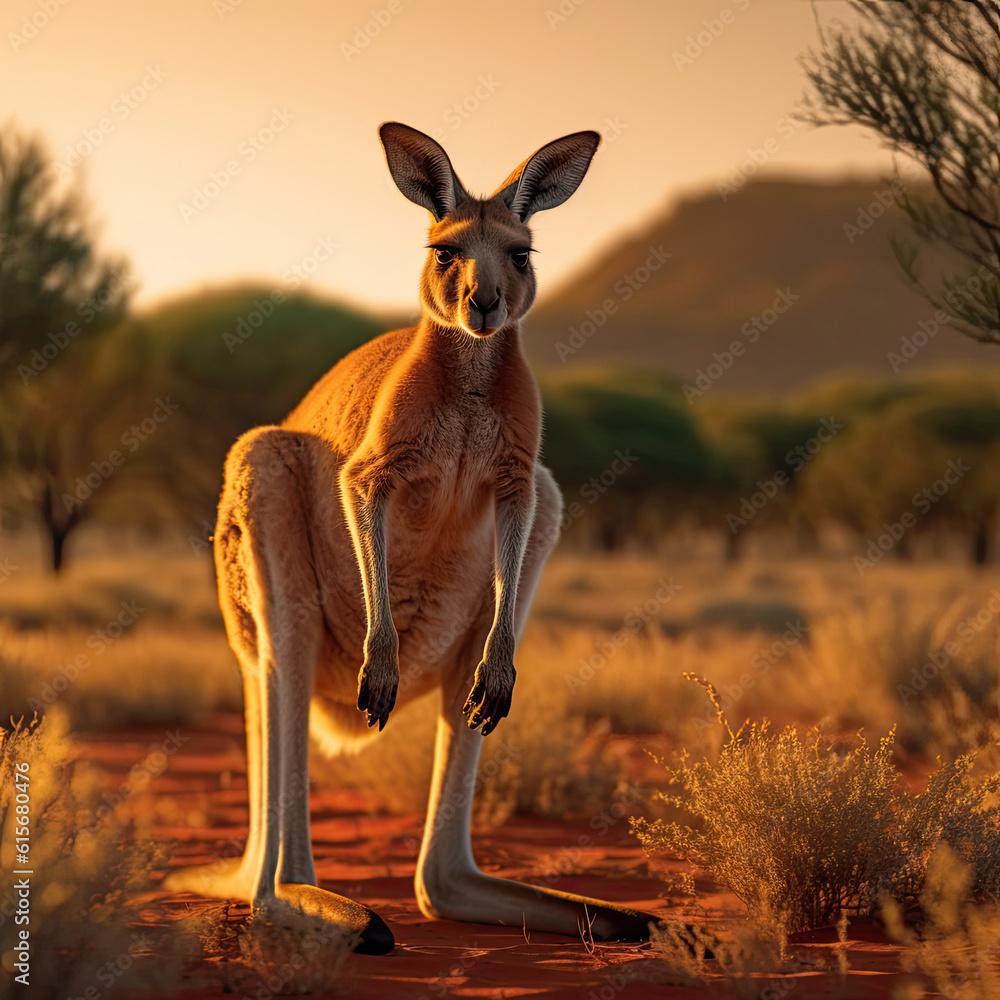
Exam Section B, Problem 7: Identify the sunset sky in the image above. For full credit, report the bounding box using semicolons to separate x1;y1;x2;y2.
2;0;892;312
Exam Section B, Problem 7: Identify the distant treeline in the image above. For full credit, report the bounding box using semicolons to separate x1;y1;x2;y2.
4;284;1000;569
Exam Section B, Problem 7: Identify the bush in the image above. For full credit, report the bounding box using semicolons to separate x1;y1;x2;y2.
641;915;791;996
885;846;1000;1000
0;713;195;994
632;676;1000;932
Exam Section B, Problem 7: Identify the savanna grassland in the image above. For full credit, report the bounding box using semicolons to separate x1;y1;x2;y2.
3;524;1000;996
5;527;998;766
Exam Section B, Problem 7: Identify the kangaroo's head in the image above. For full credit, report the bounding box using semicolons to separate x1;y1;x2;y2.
379;122;600;339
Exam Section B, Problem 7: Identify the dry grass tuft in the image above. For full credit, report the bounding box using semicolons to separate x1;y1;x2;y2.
886;846;1000;1000
0;625;241;729
633;678;1000;933
178;901;353;995
234;913;353;995
640;911;793;997
642;920;712;988
0;713;199;995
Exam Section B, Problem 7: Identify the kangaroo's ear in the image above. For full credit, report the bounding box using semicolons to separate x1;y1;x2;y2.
493;130;601;223
379;122;470;222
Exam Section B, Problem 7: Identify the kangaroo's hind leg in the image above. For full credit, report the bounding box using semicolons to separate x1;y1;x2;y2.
415;464;656;941
164;427;393;955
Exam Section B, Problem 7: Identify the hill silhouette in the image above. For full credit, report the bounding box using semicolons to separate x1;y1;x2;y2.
128;283;384;405
524;177;996;389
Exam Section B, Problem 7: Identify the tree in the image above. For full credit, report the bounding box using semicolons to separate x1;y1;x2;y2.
540;366;724;551
121;284;383;543
712;405;837;559
0;124;132;571
797;373;1000;565
801;1;1000;343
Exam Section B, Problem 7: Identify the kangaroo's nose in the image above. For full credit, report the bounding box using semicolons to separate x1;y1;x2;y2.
467;287;501;315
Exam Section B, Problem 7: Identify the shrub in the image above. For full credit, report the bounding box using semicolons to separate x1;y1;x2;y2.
885;846;1000;1000
641;914;791;997
0;713;195;994
632;676;1000;932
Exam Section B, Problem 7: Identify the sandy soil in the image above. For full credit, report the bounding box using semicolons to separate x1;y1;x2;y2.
71;714;910;999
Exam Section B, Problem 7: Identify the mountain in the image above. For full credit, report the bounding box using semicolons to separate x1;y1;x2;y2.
524;177;995;390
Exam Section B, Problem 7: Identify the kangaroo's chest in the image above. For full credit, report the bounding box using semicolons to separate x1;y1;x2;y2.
382;406;501;652
394;402;506;530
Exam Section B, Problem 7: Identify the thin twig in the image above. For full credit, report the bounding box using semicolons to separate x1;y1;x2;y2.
578;904;596;956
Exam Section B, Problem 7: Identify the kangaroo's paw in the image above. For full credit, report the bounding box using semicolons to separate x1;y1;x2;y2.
357;654;399;731
462;660;515;736
253;883;394;956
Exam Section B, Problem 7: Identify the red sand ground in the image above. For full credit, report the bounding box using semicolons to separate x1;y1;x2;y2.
72;715;910;999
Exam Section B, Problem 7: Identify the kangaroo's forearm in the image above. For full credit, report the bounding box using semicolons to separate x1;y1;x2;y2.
340;472;396;654
487;483;537;656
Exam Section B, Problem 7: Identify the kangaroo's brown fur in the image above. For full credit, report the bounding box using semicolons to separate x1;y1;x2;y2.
164;123;655;954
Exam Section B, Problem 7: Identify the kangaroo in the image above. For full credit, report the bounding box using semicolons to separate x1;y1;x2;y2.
164;122;656;954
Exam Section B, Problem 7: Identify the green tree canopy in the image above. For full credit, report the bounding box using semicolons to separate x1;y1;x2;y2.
120;285;384;531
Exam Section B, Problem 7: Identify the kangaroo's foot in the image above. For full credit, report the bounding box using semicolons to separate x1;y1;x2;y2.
419;867;656;942
259;883;394;956
164;861;393;955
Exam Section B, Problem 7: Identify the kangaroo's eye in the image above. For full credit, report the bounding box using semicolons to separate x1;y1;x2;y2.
434;248;455;266
511;249;530;270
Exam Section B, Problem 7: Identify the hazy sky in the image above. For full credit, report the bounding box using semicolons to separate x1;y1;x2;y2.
2;0;892;311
